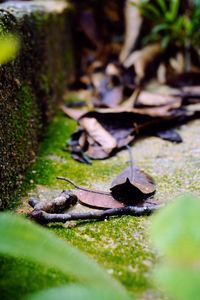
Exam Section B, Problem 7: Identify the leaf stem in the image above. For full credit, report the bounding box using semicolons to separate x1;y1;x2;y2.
56;177;110;195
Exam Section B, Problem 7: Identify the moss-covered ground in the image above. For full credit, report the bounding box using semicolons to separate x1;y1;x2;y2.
1;110;200;300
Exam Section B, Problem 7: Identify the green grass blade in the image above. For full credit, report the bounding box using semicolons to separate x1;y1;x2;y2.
156;0;167;14
167;0;180;21
152;23;170;34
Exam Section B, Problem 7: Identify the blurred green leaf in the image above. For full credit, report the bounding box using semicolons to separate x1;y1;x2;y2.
136;0;200;56
154;266;200;300
156;0;167;13
166;0;180;22
28;285;119;300
0;213;130;300
151;194;200;300
0;34;19;65
151;194;200;263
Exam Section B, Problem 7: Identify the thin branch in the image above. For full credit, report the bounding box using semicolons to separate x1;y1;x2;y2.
28;191;78;213
29;204;163;225
29;198;39;208
56;177;111;196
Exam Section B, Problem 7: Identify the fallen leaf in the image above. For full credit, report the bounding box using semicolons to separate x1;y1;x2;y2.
101;86;123;107
56;177;124;209
136;91;181;108
180;86;200;105
110;166;156;205
68;109;188;161
61;106;87;120
123;43;161;80
167;72;200;88
155;129;183;143
79;117;117;154
75;189;124;209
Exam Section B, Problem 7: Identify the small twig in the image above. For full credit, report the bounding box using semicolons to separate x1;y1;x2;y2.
56;177;111;196
28;191;78;214
132;86;142;108
29;198;39;208
29;204;163;225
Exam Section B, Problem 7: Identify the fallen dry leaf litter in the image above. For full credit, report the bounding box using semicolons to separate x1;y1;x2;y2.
28;2;200;223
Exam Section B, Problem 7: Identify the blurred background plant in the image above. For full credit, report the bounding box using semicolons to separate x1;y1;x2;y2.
133;0;200;71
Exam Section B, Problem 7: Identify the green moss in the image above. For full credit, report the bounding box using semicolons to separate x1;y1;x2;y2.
40;74;51;94
0;19;7;34
17;111;157;297
33;11;50;30
51;216;156;296
10;83;38;160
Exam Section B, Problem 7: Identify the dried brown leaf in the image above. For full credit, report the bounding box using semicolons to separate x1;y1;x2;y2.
79;117;117;154
101;86;123;108
61;106;87;120
110;166;156;205
136;91;181;107
120;0;142;63
124;43;161;80
56;177;124;209
74;189;124;209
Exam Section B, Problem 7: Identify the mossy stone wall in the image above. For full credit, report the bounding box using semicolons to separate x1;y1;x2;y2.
0;1;74;209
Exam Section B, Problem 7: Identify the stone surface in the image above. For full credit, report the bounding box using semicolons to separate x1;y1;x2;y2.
0;1;74;209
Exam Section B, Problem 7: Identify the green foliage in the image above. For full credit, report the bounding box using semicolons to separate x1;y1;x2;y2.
0;34;19;65
151;194;200;300
28;285;119;300
0;213;131;300
134;0;200;53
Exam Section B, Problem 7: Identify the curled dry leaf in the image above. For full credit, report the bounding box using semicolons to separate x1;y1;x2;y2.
132;104;181;117
86;137;112;160
167;71;200;88
155;129;183;143
120;0;142;63
79;117;117;155
61;105;87;121
57;177;123;209
66;108;192;162
136;91;181;107
124;43;161;80
74;190;124;209
110;166;156;205
101;86;123;108
180;85;200;105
